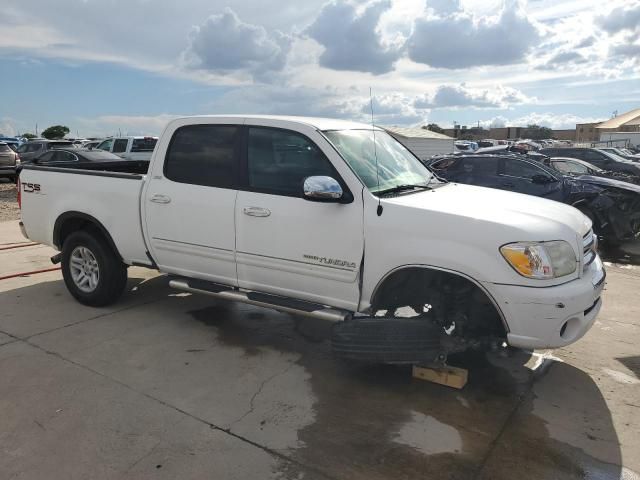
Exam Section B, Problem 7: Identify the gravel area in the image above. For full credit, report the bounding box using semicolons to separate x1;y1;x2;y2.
0;180;19;222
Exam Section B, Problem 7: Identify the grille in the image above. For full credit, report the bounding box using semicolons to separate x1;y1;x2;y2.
582;230;597;272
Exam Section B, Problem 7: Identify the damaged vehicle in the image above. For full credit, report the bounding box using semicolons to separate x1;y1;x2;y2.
429;154;640;244
543;156;639;184
18;116;605;365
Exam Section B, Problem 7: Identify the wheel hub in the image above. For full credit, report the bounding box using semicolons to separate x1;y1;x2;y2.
69;246;100;293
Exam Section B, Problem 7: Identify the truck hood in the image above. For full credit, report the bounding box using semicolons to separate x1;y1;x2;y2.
384;182;591;239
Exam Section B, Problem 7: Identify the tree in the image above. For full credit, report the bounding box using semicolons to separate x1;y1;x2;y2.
522;124;553;141
21;133;37;140
423;123;445;134
41;125;70;139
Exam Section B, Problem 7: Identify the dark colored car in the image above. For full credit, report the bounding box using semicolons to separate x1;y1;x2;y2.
29;148;125;165
16;140;75;163
539;147;640;180
0;142;20;181
16;148;150;177
429;154;640;243
545;157;638;184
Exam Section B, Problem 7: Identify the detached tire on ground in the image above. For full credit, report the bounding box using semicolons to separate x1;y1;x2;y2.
332;318;443;364
61;230;128;307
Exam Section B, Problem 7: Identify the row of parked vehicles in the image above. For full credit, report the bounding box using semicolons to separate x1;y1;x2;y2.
0;136;158;182
427;145;640;245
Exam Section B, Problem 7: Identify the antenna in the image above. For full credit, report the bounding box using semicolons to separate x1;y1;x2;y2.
370;88;383;216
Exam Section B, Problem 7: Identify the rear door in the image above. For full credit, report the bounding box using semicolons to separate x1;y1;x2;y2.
234;122;364;310
143;122;241;285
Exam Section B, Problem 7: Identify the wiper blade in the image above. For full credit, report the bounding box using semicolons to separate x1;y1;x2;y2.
377;183;431;196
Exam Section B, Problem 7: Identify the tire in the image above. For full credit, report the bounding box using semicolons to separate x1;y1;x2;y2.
332;318;442;364
61;230;128;307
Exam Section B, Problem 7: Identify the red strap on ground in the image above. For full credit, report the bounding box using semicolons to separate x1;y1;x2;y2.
0;242;39;251
0;267;61;281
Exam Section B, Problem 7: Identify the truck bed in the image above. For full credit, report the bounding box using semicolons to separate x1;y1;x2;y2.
19;161;152;266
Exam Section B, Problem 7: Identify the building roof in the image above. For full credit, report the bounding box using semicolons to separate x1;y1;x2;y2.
596;108;640;129
382;126;454;140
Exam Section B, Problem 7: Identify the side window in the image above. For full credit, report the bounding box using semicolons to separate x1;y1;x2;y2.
28;144;41;153
113;139;128;153
247;127;335;196
37;152;55;163
97;139;113;151
17;144;28;153
460;157;498;176
503;159;546;180
165;124;238;188
563;161;588;174
54;151;78;162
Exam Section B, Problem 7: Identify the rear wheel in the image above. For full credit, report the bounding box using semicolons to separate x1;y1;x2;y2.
61;230;128;306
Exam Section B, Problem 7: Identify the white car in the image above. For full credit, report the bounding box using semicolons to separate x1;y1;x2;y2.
95;136;158;161
18;115;605;363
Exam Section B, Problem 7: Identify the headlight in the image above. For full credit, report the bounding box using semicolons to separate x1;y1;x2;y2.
500;241;577;279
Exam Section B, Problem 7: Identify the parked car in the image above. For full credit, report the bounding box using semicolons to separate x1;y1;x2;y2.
599;147;640;162
0;142;20;181
19;115;605;364
544;157;638;184
429;154;640;244
540;147;640;180
95;136;158;161
26;148;131;165
16;140;75;163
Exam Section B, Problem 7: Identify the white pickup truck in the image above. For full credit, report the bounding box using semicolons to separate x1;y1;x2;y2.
94;136;158;161
18;115;606;363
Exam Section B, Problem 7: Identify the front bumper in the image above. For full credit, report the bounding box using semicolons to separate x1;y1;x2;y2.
485;255;606;349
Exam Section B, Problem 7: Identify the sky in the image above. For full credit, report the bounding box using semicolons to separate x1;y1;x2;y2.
0;0;639;137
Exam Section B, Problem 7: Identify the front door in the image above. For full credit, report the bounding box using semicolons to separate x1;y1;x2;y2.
235;124;364;311
144;123;241;286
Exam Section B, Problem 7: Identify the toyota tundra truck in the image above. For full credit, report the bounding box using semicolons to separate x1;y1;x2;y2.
18;115;606;363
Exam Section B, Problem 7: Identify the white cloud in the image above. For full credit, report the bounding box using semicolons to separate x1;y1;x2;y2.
595;2;640;34
306;0;403;74
76;114;181;137
481;112;604;129
415;84;531;109
182;8;292;80
407;0;541;69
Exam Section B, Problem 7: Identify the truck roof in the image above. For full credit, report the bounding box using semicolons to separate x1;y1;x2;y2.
171;115;381;132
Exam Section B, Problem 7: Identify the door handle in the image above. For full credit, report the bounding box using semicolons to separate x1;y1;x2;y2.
150;194;171;204
243;206;271;217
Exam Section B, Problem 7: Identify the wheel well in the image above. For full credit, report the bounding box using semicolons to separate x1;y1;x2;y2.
371;267;507;336
54;212;122;261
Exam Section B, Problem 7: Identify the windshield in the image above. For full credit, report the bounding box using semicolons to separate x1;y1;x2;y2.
323;130;432;194
598;149;634;164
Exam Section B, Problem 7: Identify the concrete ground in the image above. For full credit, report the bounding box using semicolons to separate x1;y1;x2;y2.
1;219;639;480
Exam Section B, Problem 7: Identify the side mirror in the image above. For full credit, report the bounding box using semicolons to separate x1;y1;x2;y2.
303;176;343;202
531;174;553;184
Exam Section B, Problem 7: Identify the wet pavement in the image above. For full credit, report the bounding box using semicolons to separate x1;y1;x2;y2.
1;220;639;479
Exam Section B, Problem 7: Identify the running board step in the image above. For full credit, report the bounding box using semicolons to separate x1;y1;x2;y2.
168;278;351;322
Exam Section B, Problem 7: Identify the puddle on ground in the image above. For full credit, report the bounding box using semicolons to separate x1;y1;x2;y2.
184;299;627;480
393;411;462;455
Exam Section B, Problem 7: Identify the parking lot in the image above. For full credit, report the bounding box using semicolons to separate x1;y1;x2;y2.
0;216;638;480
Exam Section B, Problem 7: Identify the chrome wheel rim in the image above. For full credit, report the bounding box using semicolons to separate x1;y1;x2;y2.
70;246;100;293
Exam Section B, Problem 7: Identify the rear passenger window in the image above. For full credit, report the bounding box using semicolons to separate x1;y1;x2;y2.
113;139;128;153
247;127;335;196
165;125;238;188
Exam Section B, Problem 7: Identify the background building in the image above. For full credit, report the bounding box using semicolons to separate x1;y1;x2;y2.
383;126;454;159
